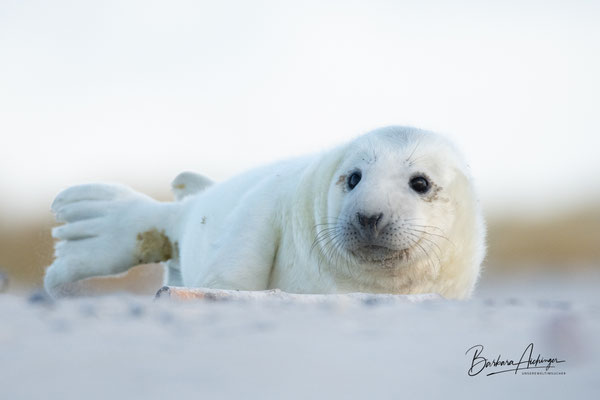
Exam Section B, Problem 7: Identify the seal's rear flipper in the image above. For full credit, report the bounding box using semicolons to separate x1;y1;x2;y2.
171;171;213;201
44;183;182;297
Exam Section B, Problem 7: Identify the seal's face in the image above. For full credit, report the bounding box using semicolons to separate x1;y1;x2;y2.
322;127;468;273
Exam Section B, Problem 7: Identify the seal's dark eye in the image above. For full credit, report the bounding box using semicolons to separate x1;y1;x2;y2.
347;171;362;190
409;176;430;194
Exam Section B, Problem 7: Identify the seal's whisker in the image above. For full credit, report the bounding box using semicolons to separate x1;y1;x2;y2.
313;228;337;240
406;231;441;268
313;226;338;239
406;138;422;165
330;233;348;277
406;226;454;246
311;226;339;250
322;233;342;254
417;237;443;269
314;230;337;276
406;227;451;246
406;224;446;233
404;230;444;258
406;230;443;264
313;223;338;228
314;217;344;225
316;227;341;250
406;235;434;275
409;234;439;272
408;154;428;167
320;231;345;276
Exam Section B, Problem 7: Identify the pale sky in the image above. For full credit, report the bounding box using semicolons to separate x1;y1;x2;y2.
1;0;599;222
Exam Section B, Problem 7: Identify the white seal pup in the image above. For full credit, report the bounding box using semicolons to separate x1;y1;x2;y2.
44;126;486;299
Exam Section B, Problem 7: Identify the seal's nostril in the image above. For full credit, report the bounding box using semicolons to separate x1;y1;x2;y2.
375;213;383;226
357;213;365;227
357;212;384;230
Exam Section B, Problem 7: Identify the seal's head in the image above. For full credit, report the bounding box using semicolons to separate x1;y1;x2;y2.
318;126;485;299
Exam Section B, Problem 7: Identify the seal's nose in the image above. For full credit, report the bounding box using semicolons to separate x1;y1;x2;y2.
356;212;384;232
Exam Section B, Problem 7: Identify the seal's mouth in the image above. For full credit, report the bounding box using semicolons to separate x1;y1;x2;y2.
352;244;407;264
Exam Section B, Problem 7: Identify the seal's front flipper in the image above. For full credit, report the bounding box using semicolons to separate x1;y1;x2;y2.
171;171;213;201
44;183;181;297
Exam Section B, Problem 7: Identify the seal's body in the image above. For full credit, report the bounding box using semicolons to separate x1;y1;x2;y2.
45;126;486;298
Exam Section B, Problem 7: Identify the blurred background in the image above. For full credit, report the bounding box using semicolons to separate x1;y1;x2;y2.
1;0;598;295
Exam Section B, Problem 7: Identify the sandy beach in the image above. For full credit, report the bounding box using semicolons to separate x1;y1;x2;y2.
1;271;598;400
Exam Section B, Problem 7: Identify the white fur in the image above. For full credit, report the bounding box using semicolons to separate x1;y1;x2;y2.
44;126;486;299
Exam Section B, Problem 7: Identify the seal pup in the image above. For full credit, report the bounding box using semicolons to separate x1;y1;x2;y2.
44;126;486;298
